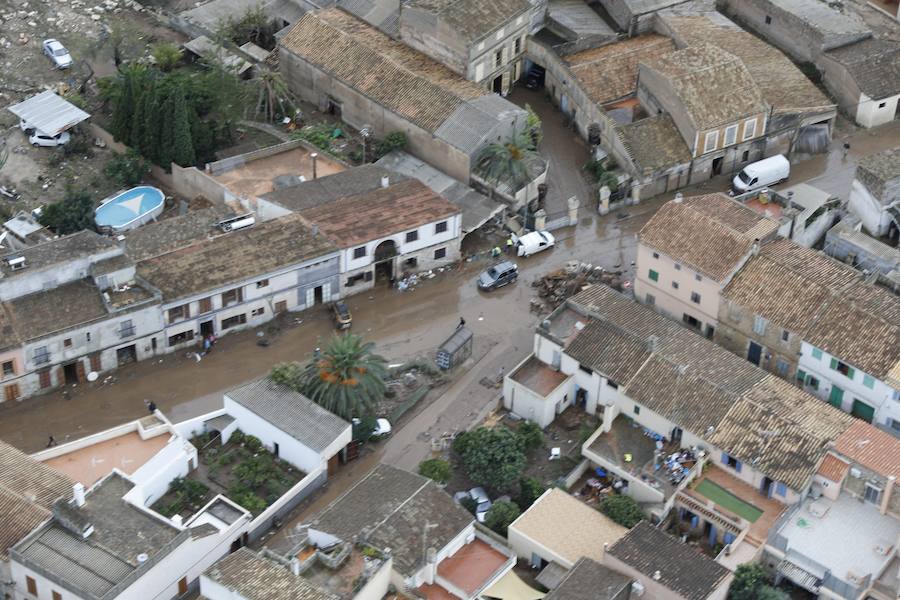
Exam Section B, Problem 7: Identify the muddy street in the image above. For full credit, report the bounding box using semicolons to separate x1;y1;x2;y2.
0;201;658;453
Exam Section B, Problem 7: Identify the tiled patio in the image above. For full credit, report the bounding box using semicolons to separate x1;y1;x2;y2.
437;538;509;596
691;465;786;545
44;431;172;487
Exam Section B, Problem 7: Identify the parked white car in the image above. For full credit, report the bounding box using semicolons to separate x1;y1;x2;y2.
515;230;556;257
29;130;70;147
42;39;73;69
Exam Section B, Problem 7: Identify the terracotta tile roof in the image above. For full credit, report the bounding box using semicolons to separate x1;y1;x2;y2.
640;44;767;130
509;488;626;567
299;178;460;248
564;320;651;385
722;238;860;333
833;420;900;480
566;285;855;491
0;440;73;559
137;214;337;302
661;14;832;113
817;452;850;483
618;115;692;173
205;548;339;600
606;522;731;600
805;283;900;380
566;35;676;106
280;8;486;133
405;0;532;42
709;376;852;490
639;194;779;281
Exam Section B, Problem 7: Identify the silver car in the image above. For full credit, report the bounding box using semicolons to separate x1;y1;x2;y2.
42;39;73;69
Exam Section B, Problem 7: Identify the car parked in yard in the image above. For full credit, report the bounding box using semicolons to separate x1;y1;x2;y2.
514;230;555;257
351;417;392;439
29;130;70;148
332;300;352;329
42;39;73;69
477;261;518;291
469;487;492;522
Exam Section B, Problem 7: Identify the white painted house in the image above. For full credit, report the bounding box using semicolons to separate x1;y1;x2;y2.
137;213;341;352
258;170;462;296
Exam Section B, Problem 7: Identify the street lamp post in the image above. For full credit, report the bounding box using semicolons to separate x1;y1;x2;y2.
311;152;318;180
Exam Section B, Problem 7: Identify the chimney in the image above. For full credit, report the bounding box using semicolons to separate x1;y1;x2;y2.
290;557;301;576
172;514;183;528
652;571;661;581
73;482;86;507
381;175;390;188
880;476;895;516
312;224;319;238
673;192;683;204
751;239;760;256
647;335;659;353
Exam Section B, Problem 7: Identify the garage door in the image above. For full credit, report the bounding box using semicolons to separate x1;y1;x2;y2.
851;399;875;423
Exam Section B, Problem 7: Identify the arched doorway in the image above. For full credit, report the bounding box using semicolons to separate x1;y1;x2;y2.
373;239;398;284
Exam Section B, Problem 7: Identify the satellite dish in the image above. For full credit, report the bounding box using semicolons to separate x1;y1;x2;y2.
87;371;99;382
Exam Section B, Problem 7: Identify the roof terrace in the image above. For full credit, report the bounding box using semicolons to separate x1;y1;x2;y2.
212;145;345;199
42;430;173;487
510;356;570;397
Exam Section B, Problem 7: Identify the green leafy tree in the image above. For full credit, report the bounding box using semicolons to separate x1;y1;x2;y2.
297;334;388;421
524;104;543;147
221;6;280;50
152;42;182;72
515;476;545;511
516;421;544;452
105;149;151;186
475;131;538;196
140;82;161;163
728;564;787;600
110;65;142;143
352;415;378;442
418;459;452;484
599;494;644;528
270;362;303;388
457;427;526;492
375;131;407;160
38;188;95;234
484;501;520;536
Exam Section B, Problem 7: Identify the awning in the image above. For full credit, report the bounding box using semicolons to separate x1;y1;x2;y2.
7;90;90;137
482;570;546;600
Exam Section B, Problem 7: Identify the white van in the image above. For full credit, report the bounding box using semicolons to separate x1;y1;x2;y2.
514;230;556;257
731;155;790;194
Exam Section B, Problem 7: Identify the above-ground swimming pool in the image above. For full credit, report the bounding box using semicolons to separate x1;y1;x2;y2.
95;185;165;233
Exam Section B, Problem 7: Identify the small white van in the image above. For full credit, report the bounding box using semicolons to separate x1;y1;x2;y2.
731;155;790;194
514;230;556;257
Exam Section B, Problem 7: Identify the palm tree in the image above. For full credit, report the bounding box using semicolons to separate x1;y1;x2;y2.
298;334;388;421
475;130;539;198
251;70;292;123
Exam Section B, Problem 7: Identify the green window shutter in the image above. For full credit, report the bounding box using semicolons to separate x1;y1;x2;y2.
846;367;855;381
830;358;838;370
649;269;659;282
812;348;822;360
828;385;844;408
796;369;807;383
863;374;875;389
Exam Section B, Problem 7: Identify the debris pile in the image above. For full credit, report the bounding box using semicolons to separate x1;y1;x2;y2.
531;261;624;311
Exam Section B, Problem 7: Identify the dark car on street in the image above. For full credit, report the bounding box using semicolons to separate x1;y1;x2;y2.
477;261;518;291
332;301;352;329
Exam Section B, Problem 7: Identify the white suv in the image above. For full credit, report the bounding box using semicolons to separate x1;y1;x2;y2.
42;39;73;69
30;131;70;147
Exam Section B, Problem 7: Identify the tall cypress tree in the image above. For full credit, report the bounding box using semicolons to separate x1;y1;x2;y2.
129;73;147;152
170;84;196;167
157;87;177;169
110;66;136;143
140;80;161;163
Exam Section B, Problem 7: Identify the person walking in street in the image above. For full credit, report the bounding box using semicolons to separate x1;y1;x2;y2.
47;435;57;447
457;317;466;329
505;237;514;254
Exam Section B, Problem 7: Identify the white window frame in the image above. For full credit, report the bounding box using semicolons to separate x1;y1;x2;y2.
753;315;768;335
724;124;738;146
703;131;718;154
743;118;757;141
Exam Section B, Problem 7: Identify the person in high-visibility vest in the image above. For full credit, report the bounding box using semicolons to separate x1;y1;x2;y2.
505;238;514;254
